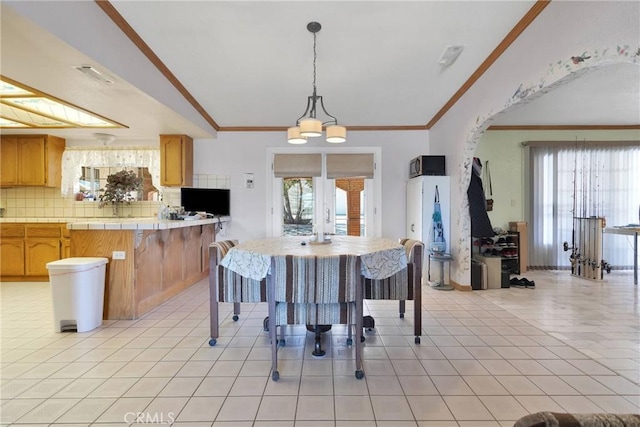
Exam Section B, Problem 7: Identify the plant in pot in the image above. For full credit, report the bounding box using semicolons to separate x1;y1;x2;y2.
98;169;143;217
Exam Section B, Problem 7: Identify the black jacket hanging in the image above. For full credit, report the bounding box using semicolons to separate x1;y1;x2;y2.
467;157;495;238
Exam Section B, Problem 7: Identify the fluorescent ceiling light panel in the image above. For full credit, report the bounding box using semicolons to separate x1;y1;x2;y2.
0;77;123;129
0;117;28;127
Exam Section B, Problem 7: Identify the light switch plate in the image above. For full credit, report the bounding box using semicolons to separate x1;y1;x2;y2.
112;251;126;260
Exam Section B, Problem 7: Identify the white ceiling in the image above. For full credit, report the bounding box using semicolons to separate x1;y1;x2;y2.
1;1;638;143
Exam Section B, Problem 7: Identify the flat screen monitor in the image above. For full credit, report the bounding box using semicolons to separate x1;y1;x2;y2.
180;188;230;216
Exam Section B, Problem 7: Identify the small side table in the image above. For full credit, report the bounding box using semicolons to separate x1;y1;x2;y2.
429;252;454;291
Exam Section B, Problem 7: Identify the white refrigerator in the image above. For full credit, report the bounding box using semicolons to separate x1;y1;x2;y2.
406;175;451;284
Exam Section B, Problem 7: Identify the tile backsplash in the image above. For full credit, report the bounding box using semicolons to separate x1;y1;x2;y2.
0;174;230;219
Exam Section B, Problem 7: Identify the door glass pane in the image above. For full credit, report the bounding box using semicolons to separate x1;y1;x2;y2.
282;177;314;236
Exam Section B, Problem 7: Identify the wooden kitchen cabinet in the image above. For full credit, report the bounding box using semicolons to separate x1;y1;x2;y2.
0;224;25;276
0;239;25;276
0;137;19;186
0;223;66;280
0;135;65;187
25;239;60;276
25;224;62;276
160;134;193;186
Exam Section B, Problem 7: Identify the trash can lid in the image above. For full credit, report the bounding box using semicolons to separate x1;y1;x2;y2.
46;257;109;271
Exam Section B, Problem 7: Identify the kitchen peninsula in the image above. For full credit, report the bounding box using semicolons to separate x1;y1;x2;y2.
67;217;228;319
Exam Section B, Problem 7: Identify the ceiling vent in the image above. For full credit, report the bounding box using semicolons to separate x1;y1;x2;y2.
74;65;115;85
438;45;465;67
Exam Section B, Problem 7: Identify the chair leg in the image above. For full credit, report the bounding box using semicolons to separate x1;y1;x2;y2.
355;276;364;379
233;302;240;321
312;324;326;357
399;300;405;319
209;267;219;346
267;276;279;381
414;279;422;344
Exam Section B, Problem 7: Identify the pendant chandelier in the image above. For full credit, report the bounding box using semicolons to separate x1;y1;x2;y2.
288;22;346;144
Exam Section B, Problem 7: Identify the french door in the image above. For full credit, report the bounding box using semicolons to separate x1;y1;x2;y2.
269;149;380;237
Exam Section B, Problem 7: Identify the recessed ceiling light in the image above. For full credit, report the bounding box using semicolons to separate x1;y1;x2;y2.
438;45;465;67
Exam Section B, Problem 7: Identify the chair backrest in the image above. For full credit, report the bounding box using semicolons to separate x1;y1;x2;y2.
209;240;239;265
272;254;361;304
399;238;424;270
363;239;423;300
209;239;267;303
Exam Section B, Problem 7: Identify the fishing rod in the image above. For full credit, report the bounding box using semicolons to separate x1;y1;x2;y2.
564;139;579;275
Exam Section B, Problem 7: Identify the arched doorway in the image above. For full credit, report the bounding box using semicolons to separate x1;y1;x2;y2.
454;46;640;283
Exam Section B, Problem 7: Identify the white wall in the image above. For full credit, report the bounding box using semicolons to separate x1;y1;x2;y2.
476;130;640;232
429;1;639;286
193;130;429;242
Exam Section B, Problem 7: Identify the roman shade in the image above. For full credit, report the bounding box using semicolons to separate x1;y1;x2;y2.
273;153;322;177
326;153;374;179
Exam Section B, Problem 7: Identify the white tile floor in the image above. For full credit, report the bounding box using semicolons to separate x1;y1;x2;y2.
1;270;639;426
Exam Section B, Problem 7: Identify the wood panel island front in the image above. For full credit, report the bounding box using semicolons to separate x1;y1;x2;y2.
66;217;226;319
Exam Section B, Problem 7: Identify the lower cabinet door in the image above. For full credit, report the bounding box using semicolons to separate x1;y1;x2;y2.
25;238;60;276
0;239;25;276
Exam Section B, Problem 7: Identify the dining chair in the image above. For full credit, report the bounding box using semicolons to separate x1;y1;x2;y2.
208;240;267;346
363;238;424;344
267;254;364;381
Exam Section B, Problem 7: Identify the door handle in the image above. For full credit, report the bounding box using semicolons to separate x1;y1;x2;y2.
411;224;415;232
326;208;331;224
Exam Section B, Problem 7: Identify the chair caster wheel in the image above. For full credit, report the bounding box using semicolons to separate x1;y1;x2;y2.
346;338;353;346
415;337;421;344
263;317;269;332
278;339;286;347
360;336;366;342
272;371;279;381
232;315;239;321
209;338;217;346
399;313;404;319
355;370;364;380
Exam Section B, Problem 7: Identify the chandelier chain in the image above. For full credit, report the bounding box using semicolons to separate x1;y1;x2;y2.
312;31;317;95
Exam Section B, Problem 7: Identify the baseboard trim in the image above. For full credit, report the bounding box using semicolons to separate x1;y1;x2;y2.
450;279;472;292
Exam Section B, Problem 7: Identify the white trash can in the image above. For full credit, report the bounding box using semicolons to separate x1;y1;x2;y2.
46;257;109;333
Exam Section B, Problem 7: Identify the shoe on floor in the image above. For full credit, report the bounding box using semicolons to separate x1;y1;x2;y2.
510;278;525;287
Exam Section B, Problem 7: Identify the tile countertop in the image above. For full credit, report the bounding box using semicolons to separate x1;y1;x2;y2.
0;216;230;230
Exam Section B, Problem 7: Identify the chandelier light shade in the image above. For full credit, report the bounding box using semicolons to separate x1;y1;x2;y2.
326;125;346;143
287;127;307;144
288;22;347;144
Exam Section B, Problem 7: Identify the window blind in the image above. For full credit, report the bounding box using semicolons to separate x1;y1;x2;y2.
273;153;322;177
326;153;374;179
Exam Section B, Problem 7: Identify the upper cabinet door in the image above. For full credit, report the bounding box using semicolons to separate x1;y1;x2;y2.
0;135;65;188
0;136;19;186
18;136;47;186
160;134;193;187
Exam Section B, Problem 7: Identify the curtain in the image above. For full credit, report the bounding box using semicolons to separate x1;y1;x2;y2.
273;153;322;177
61;147;161;197
529;143;640;269
326;153;374;179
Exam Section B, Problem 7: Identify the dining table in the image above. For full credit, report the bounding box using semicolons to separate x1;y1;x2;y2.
220;235;408;281
219;235;408;351
603;225;640;285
